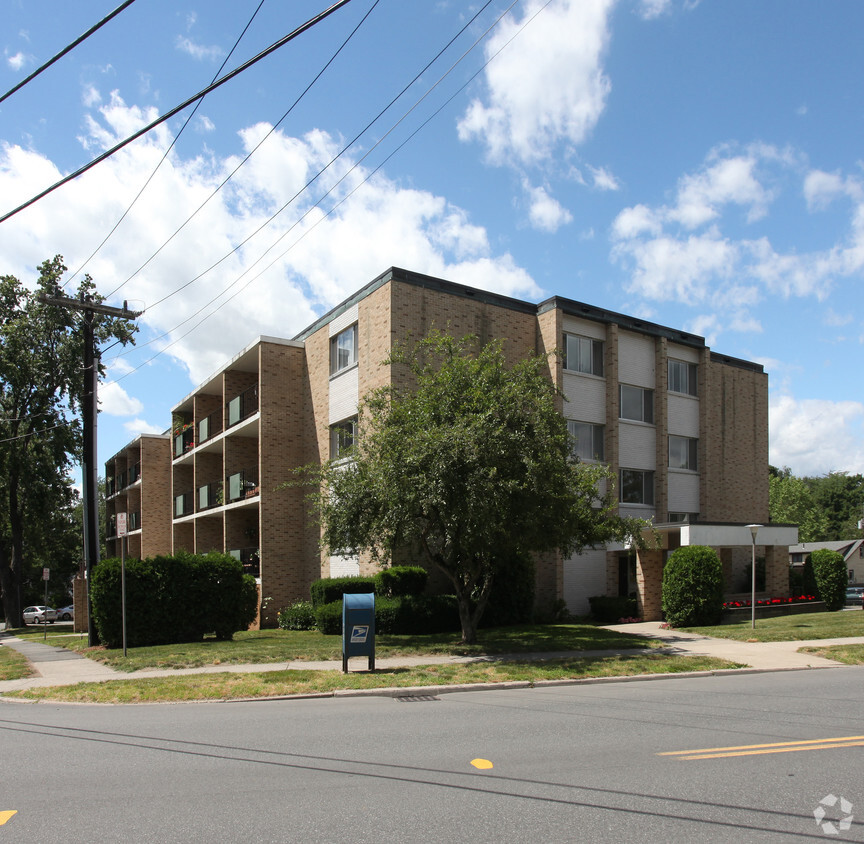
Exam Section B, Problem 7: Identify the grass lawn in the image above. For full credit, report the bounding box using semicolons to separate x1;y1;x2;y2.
11;623;662;672
799;644;864;665
682;610;864;642
3;653;741;704
0;641;33;680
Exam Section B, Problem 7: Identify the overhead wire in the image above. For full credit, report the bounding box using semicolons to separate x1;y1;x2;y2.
105;0;383;299
0;0;139;106
113;0;498;318
103;0;544;381
66;0;270;288
0;0;356;225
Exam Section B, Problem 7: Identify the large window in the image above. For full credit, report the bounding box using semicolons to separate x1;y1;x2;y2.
620;469;654;505
619;384;654;423
668;359;697;396
668;435;698;471
330;417;357;459
330;324;358;375
568;420;604;462
563;334;604;376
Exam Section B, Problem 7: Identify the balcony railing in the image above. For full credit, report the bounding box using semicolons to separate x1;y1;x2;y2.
197;481;223;511
229;547;260;578
226;468;259;503
226;385;258;428
173;426;195;457
174;491;193;518
198;411;221;445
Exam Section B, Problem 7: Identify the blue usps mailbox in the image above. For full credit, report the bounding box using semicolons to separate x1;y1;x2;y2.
342;592;375;673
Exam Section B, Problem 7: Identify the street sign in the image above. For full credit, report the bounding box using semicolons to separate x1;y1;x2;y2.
42;568;49;581
117;512;128;537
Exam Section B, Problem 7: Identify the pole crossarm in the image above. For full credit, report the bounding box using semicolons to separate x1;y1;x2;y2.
38;293;144;319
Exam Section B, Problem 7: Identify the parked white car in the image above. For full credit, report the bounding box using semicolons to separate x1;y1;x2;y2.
23;606;57;624
56;605;74;621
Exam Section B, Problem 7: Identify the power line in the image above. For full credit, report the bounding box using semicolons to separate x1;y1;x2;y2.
67;0;270;288
0;0;356;225
118;0;497;314
0;422;74;445
0;0;139;106
105;0;382;299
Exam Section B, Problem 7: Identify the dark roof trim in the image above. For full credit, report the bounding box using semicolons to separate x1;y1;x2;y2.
293;268;761;373
709;350;764;373
539;295;705;349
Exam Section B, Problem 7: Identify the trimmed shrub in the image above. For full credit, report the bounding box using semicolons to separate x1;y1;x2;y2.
662;545;724;627
810;549;847;611
374;566;428;597
91;552;257;648
278;601;317;631
480;551;536;628
310;576;376;608
588;595;638;623
314;595;460;636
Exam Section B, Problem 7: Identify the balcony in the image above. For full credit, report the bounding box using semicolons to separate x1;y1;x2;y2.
106;476;116;497
127;462;141;486
197;481;223;511
226;468;259;504
128;511;141;531
226;385;258;428
174;491;194;518
229;547;260;578
198;411;221;445
173;426;195;458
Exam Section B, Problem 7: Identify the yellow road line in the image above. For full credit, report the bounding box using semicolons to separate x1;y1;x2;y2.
661;735;864;760
0;811;17;826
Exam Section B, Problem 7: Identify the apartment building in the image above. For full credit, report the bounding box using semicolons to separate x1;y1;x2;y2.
108;267;797;624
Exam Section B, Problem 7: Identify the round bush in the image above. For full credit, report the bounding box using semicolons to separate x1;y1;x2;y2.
809;548;847;611
278;601;317;631
662;545;724;627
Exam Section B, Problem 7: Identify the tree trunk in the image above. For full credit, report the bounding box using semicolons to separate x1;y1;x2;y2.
0;545;21;628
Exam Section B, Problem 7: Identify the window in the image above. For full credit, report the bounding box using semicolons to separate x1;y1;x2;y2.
330;417;357;459
668;435;698;471
619;385;654;423
568;420;604;462
563;334;604;376
620;469;654;505
330;324;358;375
668;512;699;523
668;359;697;396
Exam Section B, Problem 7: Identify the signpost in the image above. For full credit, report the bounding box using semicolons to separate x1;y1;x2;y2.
42;568;49;642
117;512;128;657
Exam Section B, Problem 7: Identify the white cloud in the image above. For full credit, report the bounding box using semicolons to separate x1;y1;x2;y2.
770;394;864;475
457;0;615;166
523;181;573;232
0;97;541;387
175;36;223;62
99;381;144;416
588;164;620;191
123;418;165;436
637;0;672;19
196;115;215;133
610;144;864;339
6;50;28;71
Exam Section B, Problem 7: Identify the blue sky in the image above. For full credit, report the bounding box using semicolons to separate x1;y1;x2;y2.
2;0;863;477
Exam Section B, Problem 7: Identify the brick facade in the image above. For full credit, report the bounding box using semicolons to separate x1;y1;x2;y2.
111;267;782;627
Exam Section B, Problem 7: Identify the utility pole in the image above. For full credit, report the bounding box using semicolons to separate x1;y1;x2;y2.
40;293;142;645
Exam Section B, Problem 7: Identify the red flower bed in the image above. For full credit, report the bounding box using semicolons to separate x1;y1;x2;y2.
722;595;818;609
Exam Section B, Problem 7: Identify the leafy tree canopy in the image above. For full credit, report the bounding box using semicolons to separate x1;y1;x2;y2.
0;256;136;625
304;331;646;643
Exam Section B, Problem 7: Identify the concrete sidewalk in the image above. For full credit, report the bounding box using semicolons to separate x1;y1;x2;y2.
1;622;861;696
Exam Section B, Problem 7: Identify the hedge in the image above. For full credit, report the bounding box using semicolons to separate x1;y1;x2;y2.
810;548;847;611
91;551;258;648
661;545;724;627
314;595;460;636
310;576;377;607
373;566;428;597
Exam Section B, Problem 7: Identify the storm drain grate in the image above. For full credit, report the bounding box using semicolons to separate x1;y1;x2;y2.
395;694;440;703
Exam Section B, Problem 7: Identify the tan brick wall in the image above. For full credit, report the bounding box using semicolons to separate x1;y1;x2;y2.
636;549;664;620
139;436;172;558
654;338;669;521
701;358;770;522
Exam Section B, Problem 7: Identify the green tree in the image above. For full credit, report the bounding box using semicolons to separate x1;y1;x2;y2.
807;472;864;540
769;471;829;542
304;332;645;644
0;257;135;626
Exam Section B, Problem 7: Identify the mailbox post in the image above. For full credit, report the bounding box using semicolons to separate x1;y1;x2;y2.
342;593;375;673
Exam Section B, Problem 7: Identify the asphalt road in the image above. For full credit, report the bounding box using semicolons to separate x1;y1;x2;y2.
2;668;863;842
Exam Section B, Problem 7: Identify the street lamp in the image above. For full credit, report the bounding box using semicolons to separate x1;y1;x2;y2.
747;524;762;629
